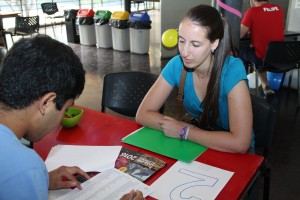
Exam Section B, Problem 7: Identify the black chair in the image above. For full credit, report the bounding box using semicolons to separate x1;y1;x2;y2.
255;41;300;109
251;94;277;200
4;16;39;46
101;71;159;117
41;2;64;37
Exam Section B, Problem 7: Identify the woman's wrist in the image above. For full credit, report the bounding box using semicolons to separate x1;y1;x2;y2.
179;126;190;140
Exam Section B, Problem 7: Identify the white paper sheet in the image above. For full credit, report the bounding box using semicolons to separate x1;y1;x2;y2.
56;168;153;200
45;145;122;172
49;189;71;200
150;161;234;200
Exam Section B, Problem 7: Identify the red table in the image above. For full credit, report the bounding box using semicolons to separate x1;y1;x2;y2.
34;106;263;199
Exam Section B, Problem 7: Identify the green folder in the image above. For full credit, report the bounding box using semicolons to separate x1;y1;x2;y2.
122;127;207;163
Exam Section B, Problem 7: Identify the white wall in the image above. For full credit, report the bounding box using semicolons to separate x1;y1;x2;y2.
160;0;212;59
286;0;300;32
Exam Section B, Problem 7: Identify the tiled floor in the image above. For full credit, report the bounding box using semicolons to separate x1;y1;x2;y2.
1;8;300;200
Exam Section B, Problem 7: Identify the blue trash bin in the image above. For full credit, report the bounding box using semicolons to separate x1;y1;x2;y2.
128;12;152;54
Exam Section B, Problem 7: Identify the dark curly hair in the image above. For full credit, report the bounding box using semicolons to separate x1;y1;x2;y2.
0;35;85;110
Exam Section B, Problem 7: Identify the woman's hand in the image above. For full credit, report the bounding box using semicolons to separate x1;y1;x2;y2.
48;166;91;190
120;190;144;200
158;116;189;138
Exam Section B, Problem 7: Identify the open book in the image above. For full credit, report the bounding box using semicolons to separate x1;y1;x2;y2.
115;147;166;182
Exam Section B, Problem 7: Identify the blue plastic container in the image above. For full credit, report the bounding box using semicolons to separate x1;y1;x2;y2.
267;72;283;90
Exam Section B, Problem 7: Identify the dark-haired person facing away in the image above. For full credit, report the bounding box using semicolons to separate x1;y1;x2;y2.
0;35;143;200
240;0;284;96
136;5;253;153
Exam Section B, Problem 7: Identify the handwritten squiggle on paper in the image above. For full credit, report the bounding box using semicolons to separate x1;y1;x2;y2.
216;0;242;18
169;168;218;200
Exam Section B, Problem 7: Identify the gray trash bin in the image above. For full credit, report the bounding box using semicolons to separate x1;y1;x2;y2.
94;10;112;49
76;9;96;46
109;11;130;51
128;12;151;54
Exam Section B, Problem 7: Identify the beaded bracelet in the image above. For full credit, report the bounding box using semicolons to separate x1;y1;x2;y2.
185;126;190;140
179;126;190;140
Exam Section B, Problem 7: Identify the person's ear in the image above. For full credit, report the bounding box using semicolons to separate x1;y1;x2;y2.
38;92;57;115
211;39;220;53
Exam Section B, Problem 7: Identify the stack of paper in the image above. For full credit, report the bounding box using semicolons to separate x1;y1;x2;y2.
46;145;153;200
56;168;153;200
45;145;122;172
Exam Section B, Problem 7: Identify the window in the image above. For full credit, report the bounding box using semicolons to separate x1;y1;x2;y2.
0;0;123;28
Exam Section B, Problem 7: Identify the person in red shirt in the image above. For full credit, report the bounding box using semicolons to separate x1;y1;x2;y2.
240;0;284;95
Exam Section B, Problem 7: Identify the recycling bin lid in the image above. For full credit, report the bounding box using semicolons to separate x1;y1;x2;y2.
94;10;112;20
77;17;94;25
111;11;130;20
77;9;95;17
129;12;151;22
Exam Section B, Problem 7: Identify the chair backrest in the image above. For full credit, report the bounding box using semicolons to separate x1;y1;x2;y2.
264;41;300;73
101;71;158;117
41;2;59;15
15;16;39;35
251;94;276;158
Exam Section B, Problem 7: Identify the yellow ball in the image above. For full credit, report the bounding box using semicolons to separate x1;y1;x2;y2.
162;29;178;48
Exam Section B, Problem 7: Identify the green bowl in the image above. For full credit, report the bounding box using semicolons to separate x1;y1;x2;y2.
60;107;84;128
